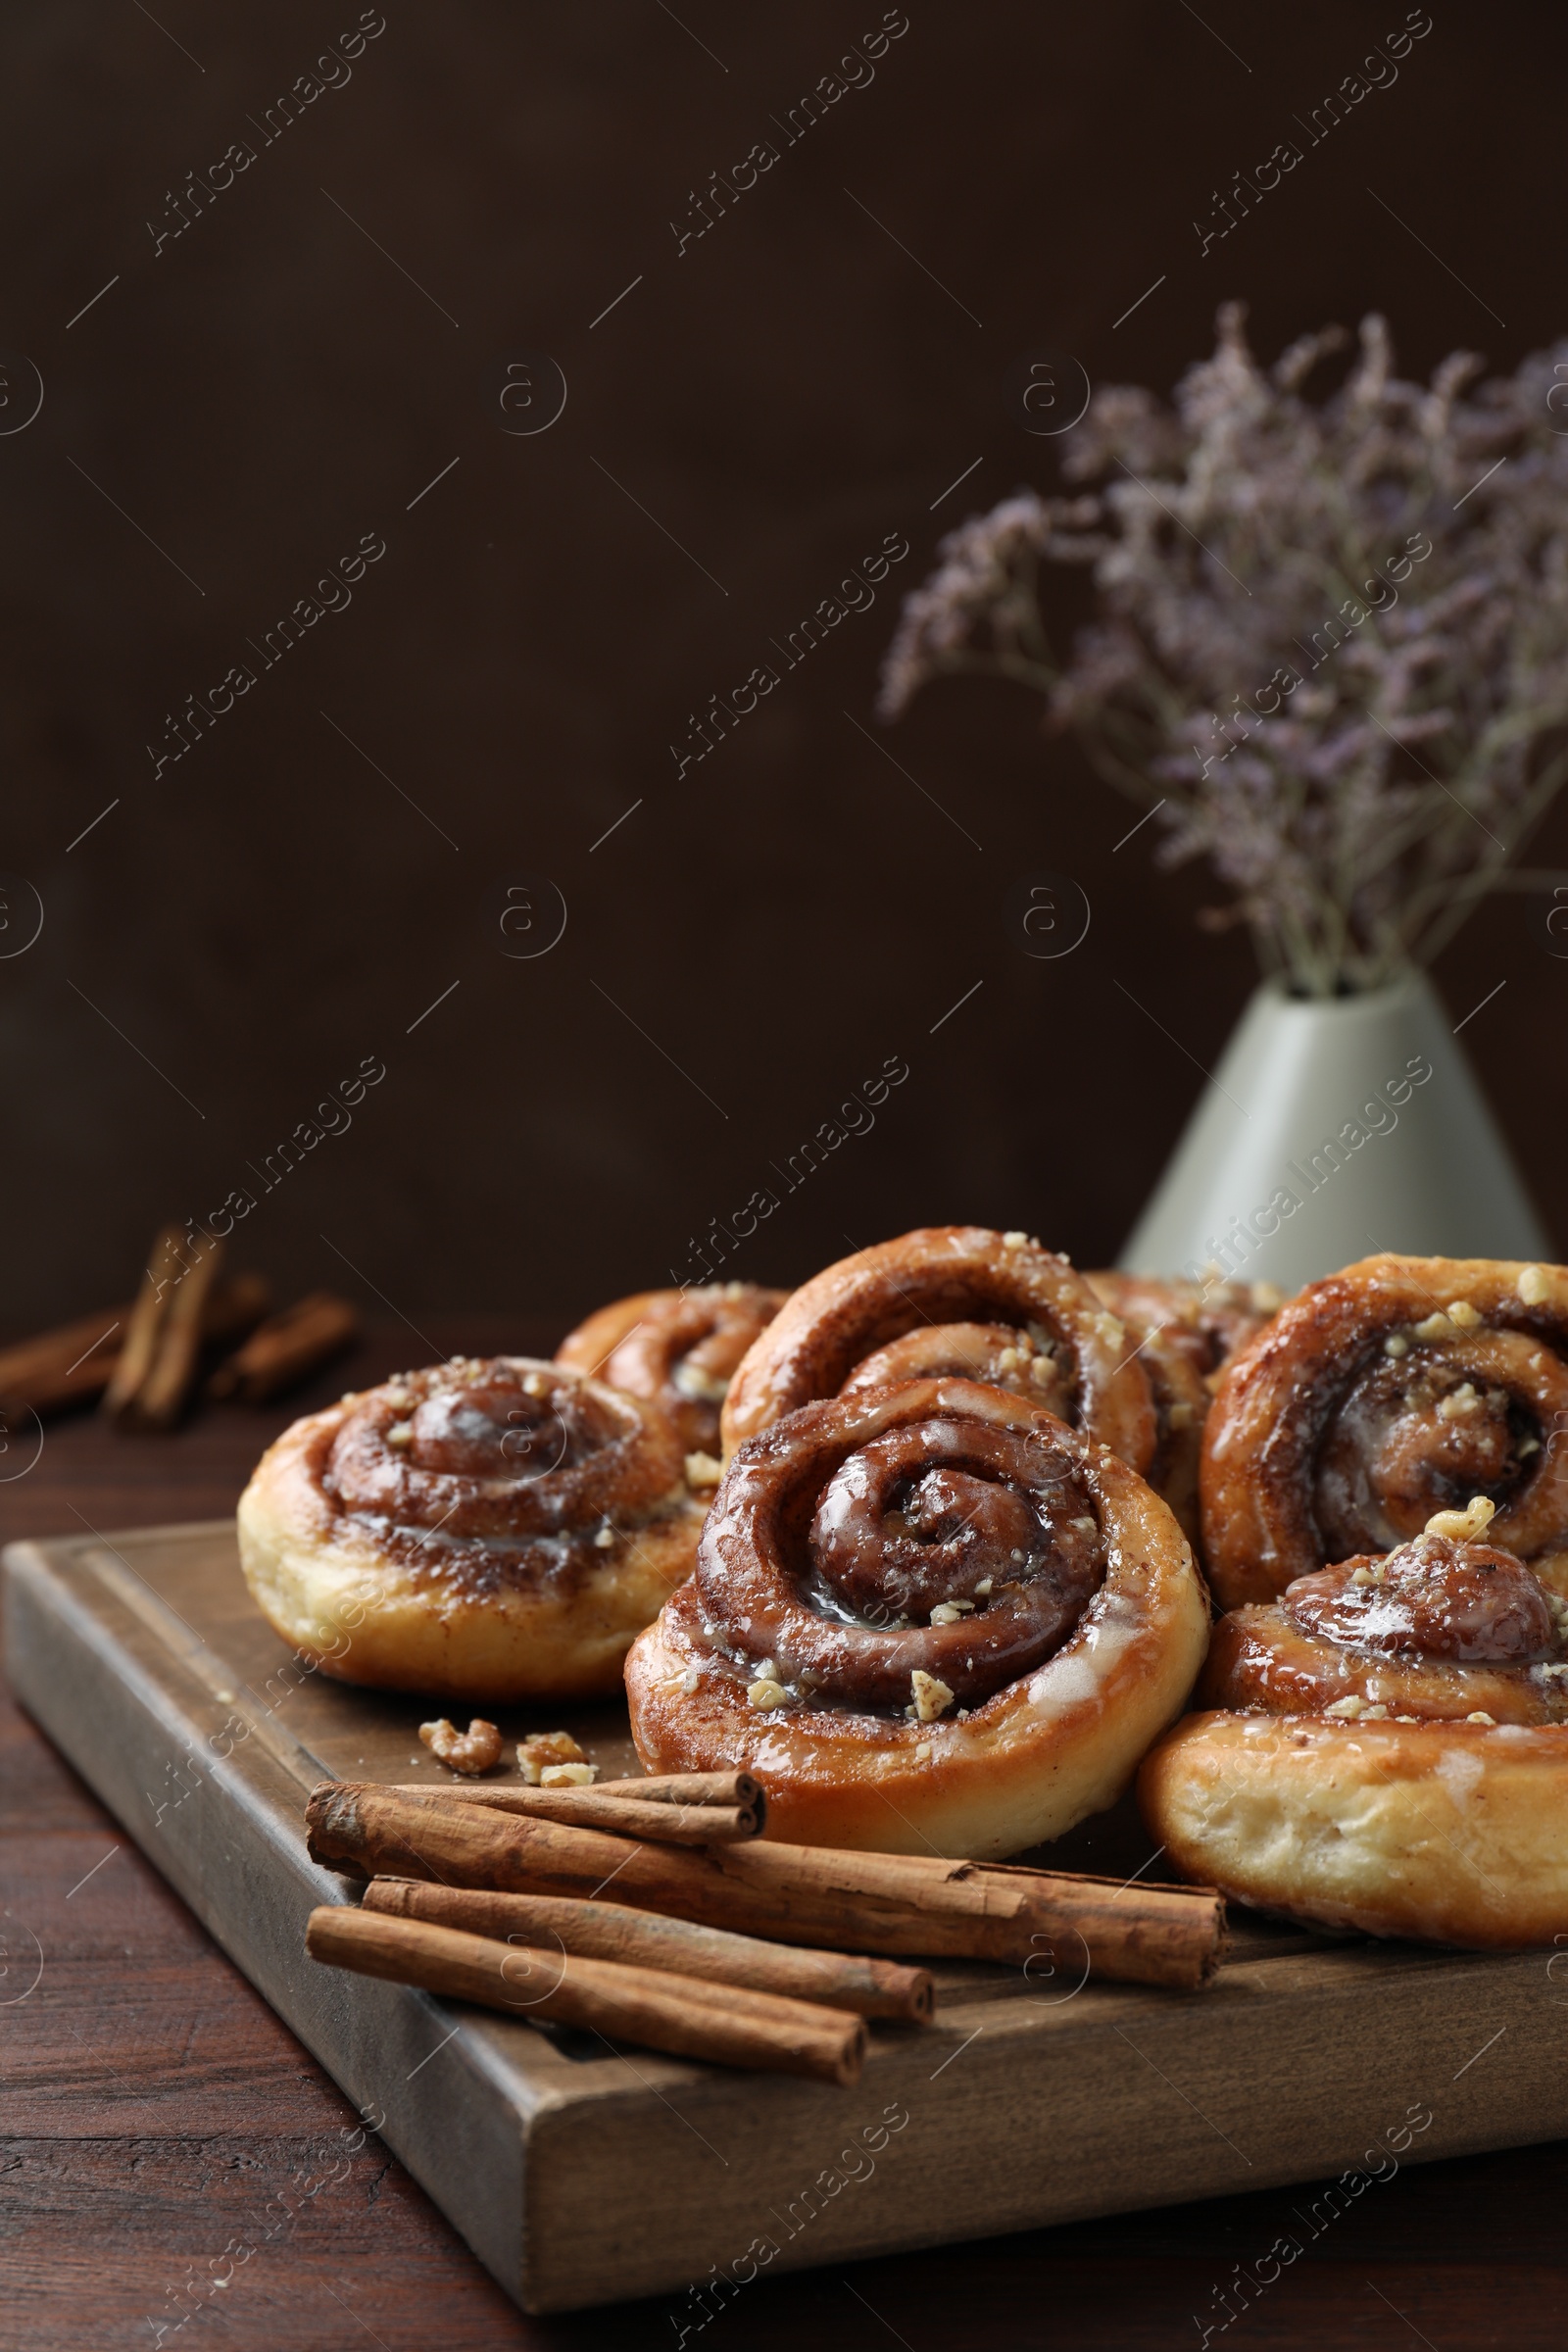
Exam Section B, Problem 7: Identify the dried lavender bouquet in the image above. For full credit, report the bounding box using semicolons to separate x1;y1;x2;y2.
880;305;1568;998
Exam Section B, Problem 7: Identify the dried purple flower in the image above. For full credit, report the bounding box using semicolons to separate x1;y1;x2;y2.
879;305;1568;995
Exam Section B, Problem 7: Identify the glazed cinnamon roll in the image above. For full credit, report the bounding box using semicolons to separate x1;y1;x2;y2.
625;1377;1208;1859
556;1283;787;1458
721;1228;1156;1479
1086;1271;1281;1383
1201;1254;1568;1612
1141;1497;1568;1947
237;1356;708;1701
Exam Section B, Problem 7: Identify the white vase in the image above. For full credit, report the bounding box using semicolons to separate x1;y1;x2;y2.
1118;970;1550;1291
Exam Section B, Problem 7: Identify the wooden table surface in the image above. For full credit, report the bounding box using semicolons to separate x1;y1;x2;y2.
4;1319;1565;2349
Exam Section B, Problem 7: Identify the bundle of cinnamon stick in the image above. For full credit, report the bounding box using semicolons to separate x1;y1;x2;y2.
303;1771;1228;2085
0;1222;359;1429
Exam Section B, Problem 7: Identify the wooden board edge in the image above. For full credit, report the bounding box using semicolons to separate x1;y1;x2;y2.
2;1541;537;2308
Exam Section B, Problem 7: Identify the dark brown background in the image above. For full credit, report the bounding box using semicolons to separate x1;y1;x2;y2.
3;0;1563;1344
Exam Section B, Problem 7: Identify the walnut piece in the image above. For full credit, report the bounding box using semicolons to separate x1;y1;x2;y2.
684;1449;723;1489
1424;1494;1497;1543
540;1761;599;1787
910;1669;956;1722
516;1729;587;1784
419;1717;504;1776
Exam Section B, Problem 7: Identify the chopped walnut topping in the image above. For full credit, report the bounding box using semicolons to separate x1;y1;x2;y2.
1028;1357;1056;1389
1534;1662;1568;1683
913;1740;933;1762
1250;1281;1285;1312
593;1524;616;1548
1412;1311;1453;1342
419;1717;504;1776
541;1761;599;1787
1002;1230;1029;1249
748;1677;788;1710
1325;1694;1365;1719
1359;1703;1391;1721
383;1388;412;1408
996;1347;1023;1375
1520;1436;1542;1458
1519;1264;1551;1306
516;1729;586;1783
684;1450;723;1489
1425;1494;1497;1542
1072;1516;1097;1533
1466;1711;1496;1727
1437;1384;1483;1421
909;1669;956;1722
522;1371;549;1396
975;1577;994;1595
386;1423;413;1447
1446;1300;1482;1329
929;1599;975;1625
1383;1334;1410;1358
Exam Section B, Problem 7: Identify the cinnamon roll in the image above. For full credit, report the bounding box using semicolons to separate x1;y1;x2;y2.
1074;1271;1282;1544
237;1356;708;1702
1086;1271;1281;1384
625;1377;1208;1860
1140;1497;1568;1947
1201;1254;1568;1611
556;1282;787;1459
720;1227;1157;1479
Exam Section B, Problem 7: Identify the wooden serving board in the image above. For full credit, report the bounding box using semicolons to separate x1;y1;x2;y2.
6;1521;1568;2315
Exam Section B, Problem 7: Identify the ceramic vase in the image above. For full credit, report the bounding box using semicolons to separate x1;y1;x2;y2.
1118;970;1549;1291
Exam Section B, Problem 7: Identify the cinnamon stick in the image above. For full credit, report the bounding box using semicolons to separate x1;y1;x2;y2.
0;1272;270;1421
209;1291;360;1402
129;1233;225;1428
0;1303;136;1417
305;1905;866;2083
388;1785;757;1845
306;1783;1225;1989
597;1771;765;1827
102;1227;227;1429
362;1878;934;2021
101;1229;184;1421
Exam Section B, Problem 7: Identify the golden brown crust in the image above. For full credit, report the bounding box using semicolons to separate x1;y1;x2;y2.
237;1356;707;1701
721;1227;1156;1475
1140;1711;1568;1947
1146;1510;1568;1948
556;1283;787;1456
626;1377;1208;1861
1200;1254;1568;1610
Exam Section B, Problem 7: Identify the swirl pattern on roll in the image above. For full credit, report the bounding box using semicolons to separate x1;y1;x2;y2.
556;1282;788;1456
321;1355;689;1585
1201;1254;1568;1609
1142;1498;1568;1947
721;1227;1156;1476
699;1382;1106;1713
626;1376;1210;1858
1200;1504;1568;1728
237;1353;710;1700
